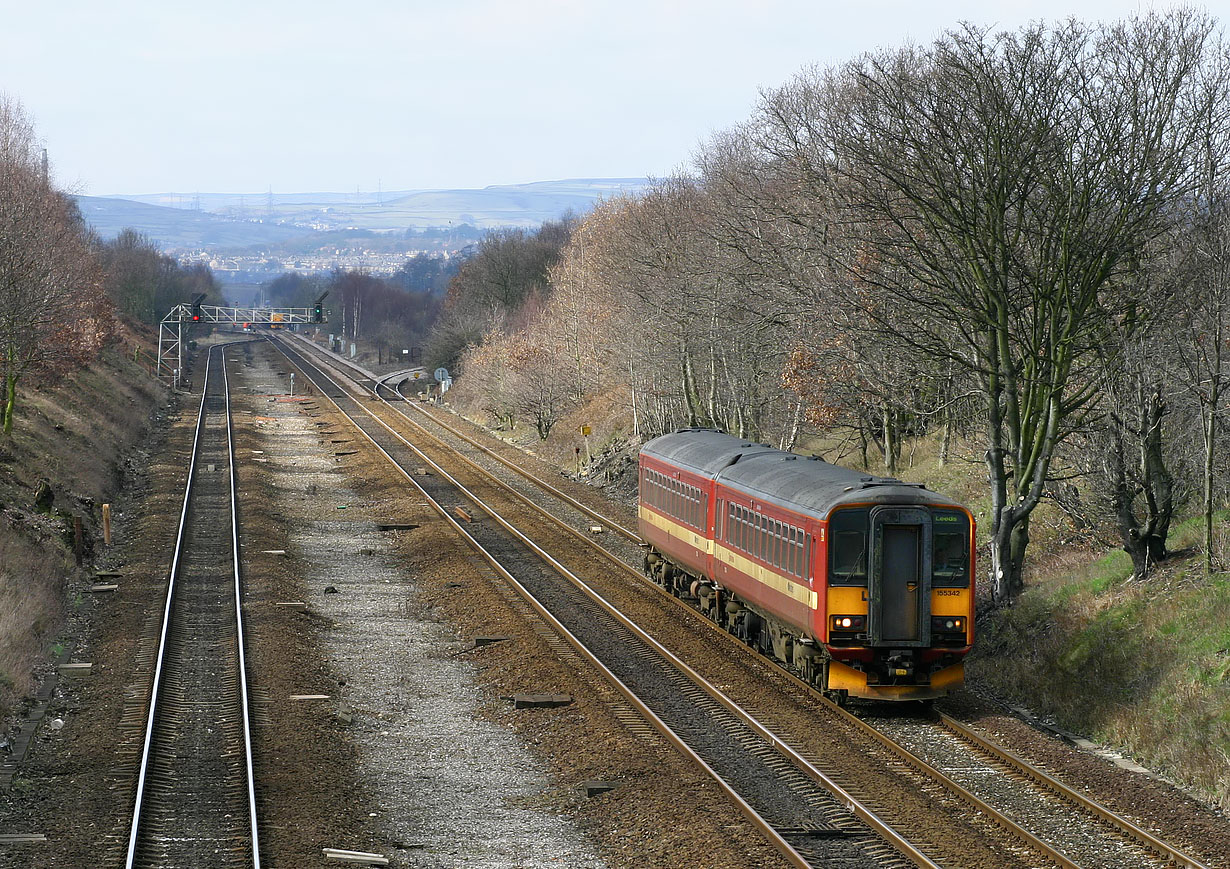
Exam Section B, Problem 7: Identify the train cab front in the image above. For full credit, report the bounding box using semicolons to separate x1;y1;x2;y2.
823;502;974;701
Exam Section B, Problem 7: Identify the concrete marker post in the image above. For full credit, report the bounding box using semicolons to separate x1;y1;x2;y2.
102;503;111;545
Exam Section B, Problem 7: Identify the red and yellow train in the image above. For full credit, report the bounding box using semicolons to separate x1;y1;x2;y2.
638;429;974;702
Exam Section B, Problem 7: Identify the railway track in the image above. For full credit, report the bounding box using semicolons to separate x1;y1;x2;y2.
277;334;1222;869
271;336;925;868
123;343;261;868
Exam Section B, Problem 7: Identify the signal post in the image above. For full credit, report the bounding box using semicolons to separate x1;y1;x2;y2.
157;295;329;384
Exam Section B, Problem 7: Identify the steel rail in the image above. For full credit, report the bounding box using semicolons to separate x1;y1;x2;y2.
286;346;1121;865
271;336;939;869
125;342;260;868
124;345;215;868
280;336;1216;869
352;348;1214;869
400;395;642;542
351;365;1085;865
225;346;263;868
939;715;1210;869
283;333;641;542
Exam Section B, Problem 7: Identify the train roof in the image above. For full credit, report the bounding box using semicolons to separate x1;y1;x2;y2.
640;429;962;517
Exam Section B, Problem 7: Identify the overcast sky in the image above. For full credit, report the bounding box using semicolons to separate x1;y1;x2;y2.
0;0;1210;196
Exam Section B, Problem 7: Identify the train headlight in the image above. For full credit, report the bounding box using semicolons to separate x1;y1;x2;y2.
830;615;865;630
931;616;965;631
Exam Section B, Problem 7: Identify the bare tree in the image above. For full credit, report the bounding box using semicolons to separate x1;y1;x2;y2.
0;95;109;435
807;13;1227;601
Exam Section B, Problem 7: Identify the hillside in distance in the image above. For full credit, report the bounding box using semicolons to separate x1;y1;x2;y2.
75;195;308;248
81;178;649;252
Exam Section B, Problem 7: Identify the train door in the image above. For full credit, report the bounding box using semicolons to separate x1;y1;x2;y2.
868;506;932;646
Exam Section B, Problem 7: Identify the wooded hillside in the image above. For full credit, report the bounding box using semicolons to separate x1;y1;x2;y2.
442;11;1230;603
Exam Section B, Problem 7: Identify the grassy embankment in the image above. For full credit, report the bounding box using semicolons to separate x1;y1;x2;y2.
0;322;166;721
443;377;1230;810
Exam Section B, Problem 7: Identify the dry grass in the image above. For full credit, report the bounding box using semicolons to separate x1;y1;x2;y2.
0;325;166;720
970;538;1230;809
0;534;69;704
445;378;1230;809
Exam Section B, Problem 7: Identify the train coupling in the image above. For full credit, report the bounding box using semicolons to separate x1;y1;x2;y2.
884;650;916;679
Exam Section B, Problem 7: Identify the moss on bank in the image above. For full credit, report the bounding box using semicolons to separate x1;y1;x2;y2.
970;517;1230;809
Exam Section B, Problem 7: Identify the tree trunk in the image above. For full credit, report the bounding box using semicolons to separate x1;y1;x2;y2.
1204;405;1217;573
782;400;802;452
988;504;1027;603
882;407;899;476
628;353;640;440
1110;388;1172;580
681;346;706;427
2;369;16;436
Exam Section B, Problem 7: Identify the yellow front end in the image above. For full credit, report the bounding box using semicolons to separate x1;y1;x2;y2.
824;585;970;701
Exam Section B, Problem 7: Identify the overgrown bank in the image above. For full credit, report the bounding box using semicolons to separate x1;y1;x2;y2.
0;323;167;722
970;528;1230;810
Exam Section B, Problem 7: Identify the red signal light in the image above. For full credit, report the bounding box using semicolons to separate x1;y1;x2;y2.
192;315;200;321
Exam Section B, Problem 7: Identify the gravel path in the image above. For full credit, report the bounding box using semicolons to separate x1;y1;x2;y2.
241;344;607;867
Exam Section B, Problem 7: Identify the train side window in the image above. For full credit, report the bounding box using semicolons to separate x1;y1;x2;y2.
828;508;869;586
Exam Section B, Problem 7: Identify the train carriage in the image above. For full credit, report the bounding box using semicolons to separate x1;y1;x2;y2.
639;429;974;702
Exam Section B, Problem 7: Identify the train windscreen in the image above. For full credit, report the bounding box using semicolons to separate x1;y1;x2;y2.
931;510;970;587
828;508;868;586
